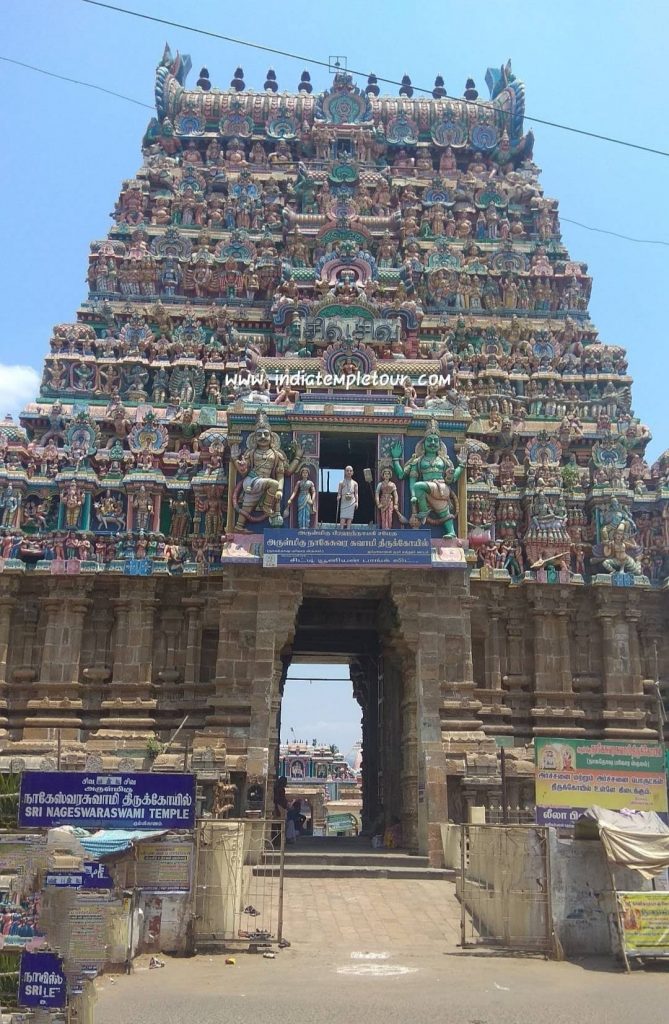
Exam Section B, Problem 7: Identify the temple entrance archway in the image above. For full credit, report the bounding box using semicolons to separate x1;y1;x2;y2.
272;590;420;849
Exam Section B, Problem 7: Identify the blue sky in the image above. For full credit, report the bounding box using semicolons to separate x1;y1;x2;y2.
281;668;361;755
3;1;669;747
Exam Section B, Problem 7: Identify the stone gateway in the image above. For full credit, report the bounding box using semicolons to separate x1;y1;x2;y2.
0;50;667;865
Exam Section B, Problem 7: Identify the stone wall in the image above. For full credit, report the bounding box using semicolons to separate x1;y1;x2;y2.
0;567;667;862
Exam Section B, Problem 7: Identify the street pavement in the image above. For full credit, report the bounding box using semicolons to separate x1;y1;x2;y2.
95;875;669;1024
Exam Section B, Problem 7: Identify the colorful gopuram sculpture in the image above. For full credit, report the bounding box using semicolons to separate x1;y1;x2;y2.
0;47;666;585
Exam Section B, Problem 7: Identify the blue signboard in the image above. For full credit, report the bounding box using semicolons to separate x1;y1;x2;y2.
19;771;196;830
45;862;113;890
263;528;433;567
19;951;67;1009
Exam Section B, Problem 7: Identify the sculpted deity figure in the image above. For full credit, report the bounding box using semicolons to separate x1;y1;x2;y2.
424;384;448;409
415;147;434;175
151;196;172;225
225;138;246;167
600;497;636;542
391;420;463;537
375;467;399;530
204;491;224;539
286;465;316;529
94;489;125;531
393;148;414;174
39;400;66;445
598;498;642;574
0;484;21;528
337;466;358;529
169;491;191;541
377;232;397;267
231;410;302;530
269;139;292;166
104;394;131;447
249;141;268;166
183;141;202;165
62;481;84;530
132;485;154;532
439;146;457;175
205;138;222;165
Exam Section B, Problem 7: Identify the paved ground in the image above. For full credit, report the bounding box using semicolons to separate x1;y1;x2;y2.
95;873;669;1024
282;876;462;952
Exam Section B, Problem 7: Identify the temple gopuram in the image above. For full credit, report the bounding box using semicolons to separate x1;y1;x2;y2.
0;49;667;864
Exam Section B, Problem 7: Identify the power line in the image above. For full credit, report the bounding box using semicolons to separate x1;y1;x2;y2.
0;55;153;109
3;52;669;247
80;0;669;159
561;218;669;247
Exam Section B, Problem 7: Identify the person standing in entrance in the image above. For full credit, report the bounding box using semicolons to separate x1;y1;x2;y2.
337;466;358;528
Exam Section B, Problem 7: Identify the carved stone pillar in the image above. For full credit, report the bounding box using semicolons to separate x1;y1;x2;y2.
202;569;303;797
80;600;114;711
486;614;502;690
529;590;584;736
555;610;573;692
598;612;623;694
26;582;92;735
626;612;643;695
506;613;525;678
43;593;90;694
351;657;375;832
250;573;303;804
183;597;204;705
597;598;648;737
531;606;553;694
389;571;489;866
100;580;158;730
208;583;254;730
475;601;514;735
399;666;419;852
11;602;39;708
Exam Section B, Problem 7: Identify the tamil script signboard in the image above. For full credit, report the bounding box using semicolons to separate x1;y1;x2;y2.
19;951;67;1009
19;771;196;830
263;528;433;567
535;738;668;827
616;892;669;958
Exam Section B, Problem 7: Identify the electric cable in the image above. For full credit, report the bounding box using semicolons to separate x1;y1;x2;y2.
3;50;668;246
0;54;153;108
80;0;669;158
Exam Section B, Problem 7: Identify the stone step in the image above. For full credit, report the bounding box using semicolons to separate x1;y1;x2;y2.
282;851;431;868
253;863;455;880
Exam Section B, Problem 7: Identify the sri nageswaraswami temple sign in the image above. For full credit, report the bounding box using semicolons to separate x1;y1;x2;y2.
0;49;667;864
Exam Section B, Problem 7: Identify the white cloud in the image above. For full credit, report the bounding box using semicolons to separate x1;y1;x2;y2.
0;364;40;419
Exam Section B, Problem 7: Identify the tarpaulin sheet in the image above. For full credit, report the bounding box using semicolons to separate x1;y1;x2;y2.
576;807;669;878
77;829;168;859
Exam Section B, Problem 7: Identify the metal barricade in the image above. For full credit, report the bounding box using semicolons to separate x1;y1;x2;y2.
459;824;555;955
192;818;284;950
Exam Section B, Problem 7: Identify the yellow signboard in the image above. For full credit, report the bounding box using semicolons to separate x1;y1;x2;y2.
616;892;669;957
535;739;668;827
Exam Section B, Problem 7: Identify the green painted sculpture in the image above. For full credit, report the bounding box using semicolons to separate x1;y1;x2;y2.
390;420;463;537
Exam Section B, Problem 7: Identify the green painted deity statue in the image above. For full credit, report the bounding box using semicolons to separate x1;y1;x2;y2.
390;420;463;537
